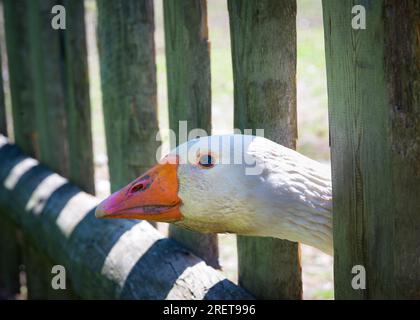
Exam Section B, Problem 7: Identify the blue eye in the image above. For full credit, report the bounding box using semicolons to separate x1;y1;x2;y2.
199;154;215;168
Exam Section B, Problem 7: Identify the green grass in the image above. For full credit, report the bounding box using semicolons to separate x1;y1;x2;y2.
311;289;334;300
296;0;330;161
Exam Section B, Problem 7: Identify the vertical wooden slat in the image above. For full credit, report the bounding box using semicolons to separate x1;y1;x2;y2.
5;0;94;189
24;0;94;192
27;0;90;298
0;6;16;299
21;242;53;300
2;0;31;299
96;0;160;192
228;0;302;299
323;0;420;299
163;0;211;135
27;0;69;176
3;0;37;156
0;42;6;136
0;216;21;299
22;238;78;299
62;0;95;194
163;0;219;268
0;6;17;299
4;0;93;299
0;17;16;298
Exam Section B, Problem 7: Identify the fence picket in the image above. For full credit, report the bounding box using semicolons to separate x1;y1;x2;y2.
323;0;420;299
3;0;93;298
96;0;160;194
163;0;219;268
228;0;302;299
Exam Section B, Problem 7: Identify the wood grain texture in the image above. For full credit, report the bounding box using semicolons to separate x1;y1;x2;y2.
163;0;219;268
0;18;15;299
0;42;6;137
0;216;20;298
97;0;160;192
1;2;33;297
323;0;420;299
62;0;95;194
0;136;253;300
163;0;211;137
5;0;94;193
3;0;95;298
228;0;302;299
3;0;38;156
27;0;69;176
22;237;79;299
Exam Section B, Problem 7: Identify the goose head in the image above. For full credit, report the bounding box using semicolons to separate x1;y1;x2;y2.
95;134;333;255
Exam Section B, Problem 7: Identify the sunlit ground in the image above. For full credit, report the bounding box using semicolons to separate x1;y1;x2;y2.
86;0;333;300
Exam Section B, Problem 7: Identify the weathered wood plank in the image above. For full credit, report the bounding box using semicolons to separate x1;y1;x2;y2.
62;0;95;194
4;0;94;194
22;238;79;299
323;0;420;299
0;7;18;299
228;0;302;299
163;0;218;268
4;0;95;298
1;1;34;297
96;0;160;192
0;41;6;137
0;216;20;299
0;136;253;300
3;0;38;156
163;0;212;136
27;0;69;176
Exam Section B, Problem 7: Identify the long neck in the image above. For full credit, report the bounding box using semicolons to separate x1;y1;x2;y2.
247;141;333;255
264;198;332;255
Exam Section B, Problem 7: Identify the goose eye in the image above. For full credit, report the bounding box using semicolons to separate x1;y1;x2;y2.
198;154;215;169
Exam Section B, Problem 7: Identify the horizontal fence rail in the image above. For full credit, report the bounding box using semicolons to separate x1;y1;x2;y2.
0;135;252;300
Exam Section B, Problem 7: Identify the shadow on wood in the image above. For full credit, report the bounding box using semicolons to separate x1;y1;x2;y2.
0;135;252;300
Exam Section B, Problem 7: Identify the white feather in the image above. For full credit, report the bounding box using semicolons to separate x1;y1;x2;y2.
168;135;333;255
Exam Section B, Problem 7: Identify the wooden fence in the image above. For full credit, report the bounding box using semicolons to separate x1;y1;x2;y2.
0;0;419;300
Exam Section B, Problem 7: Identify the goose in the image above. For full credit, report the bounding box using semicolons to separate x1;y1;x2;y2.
95;134;333;255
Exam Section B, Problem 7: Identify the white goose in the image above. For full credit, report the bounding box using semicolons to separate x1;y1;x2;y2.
96;134;333;255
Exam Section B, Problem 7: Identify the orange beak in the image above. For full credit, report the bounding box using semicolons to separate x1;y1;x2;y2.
95;155;182;222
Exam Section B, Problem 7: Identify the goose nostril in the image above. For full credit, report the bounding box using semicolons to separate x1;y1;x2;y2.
130;183;145;194
131;184;143;193
129;175;152;194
